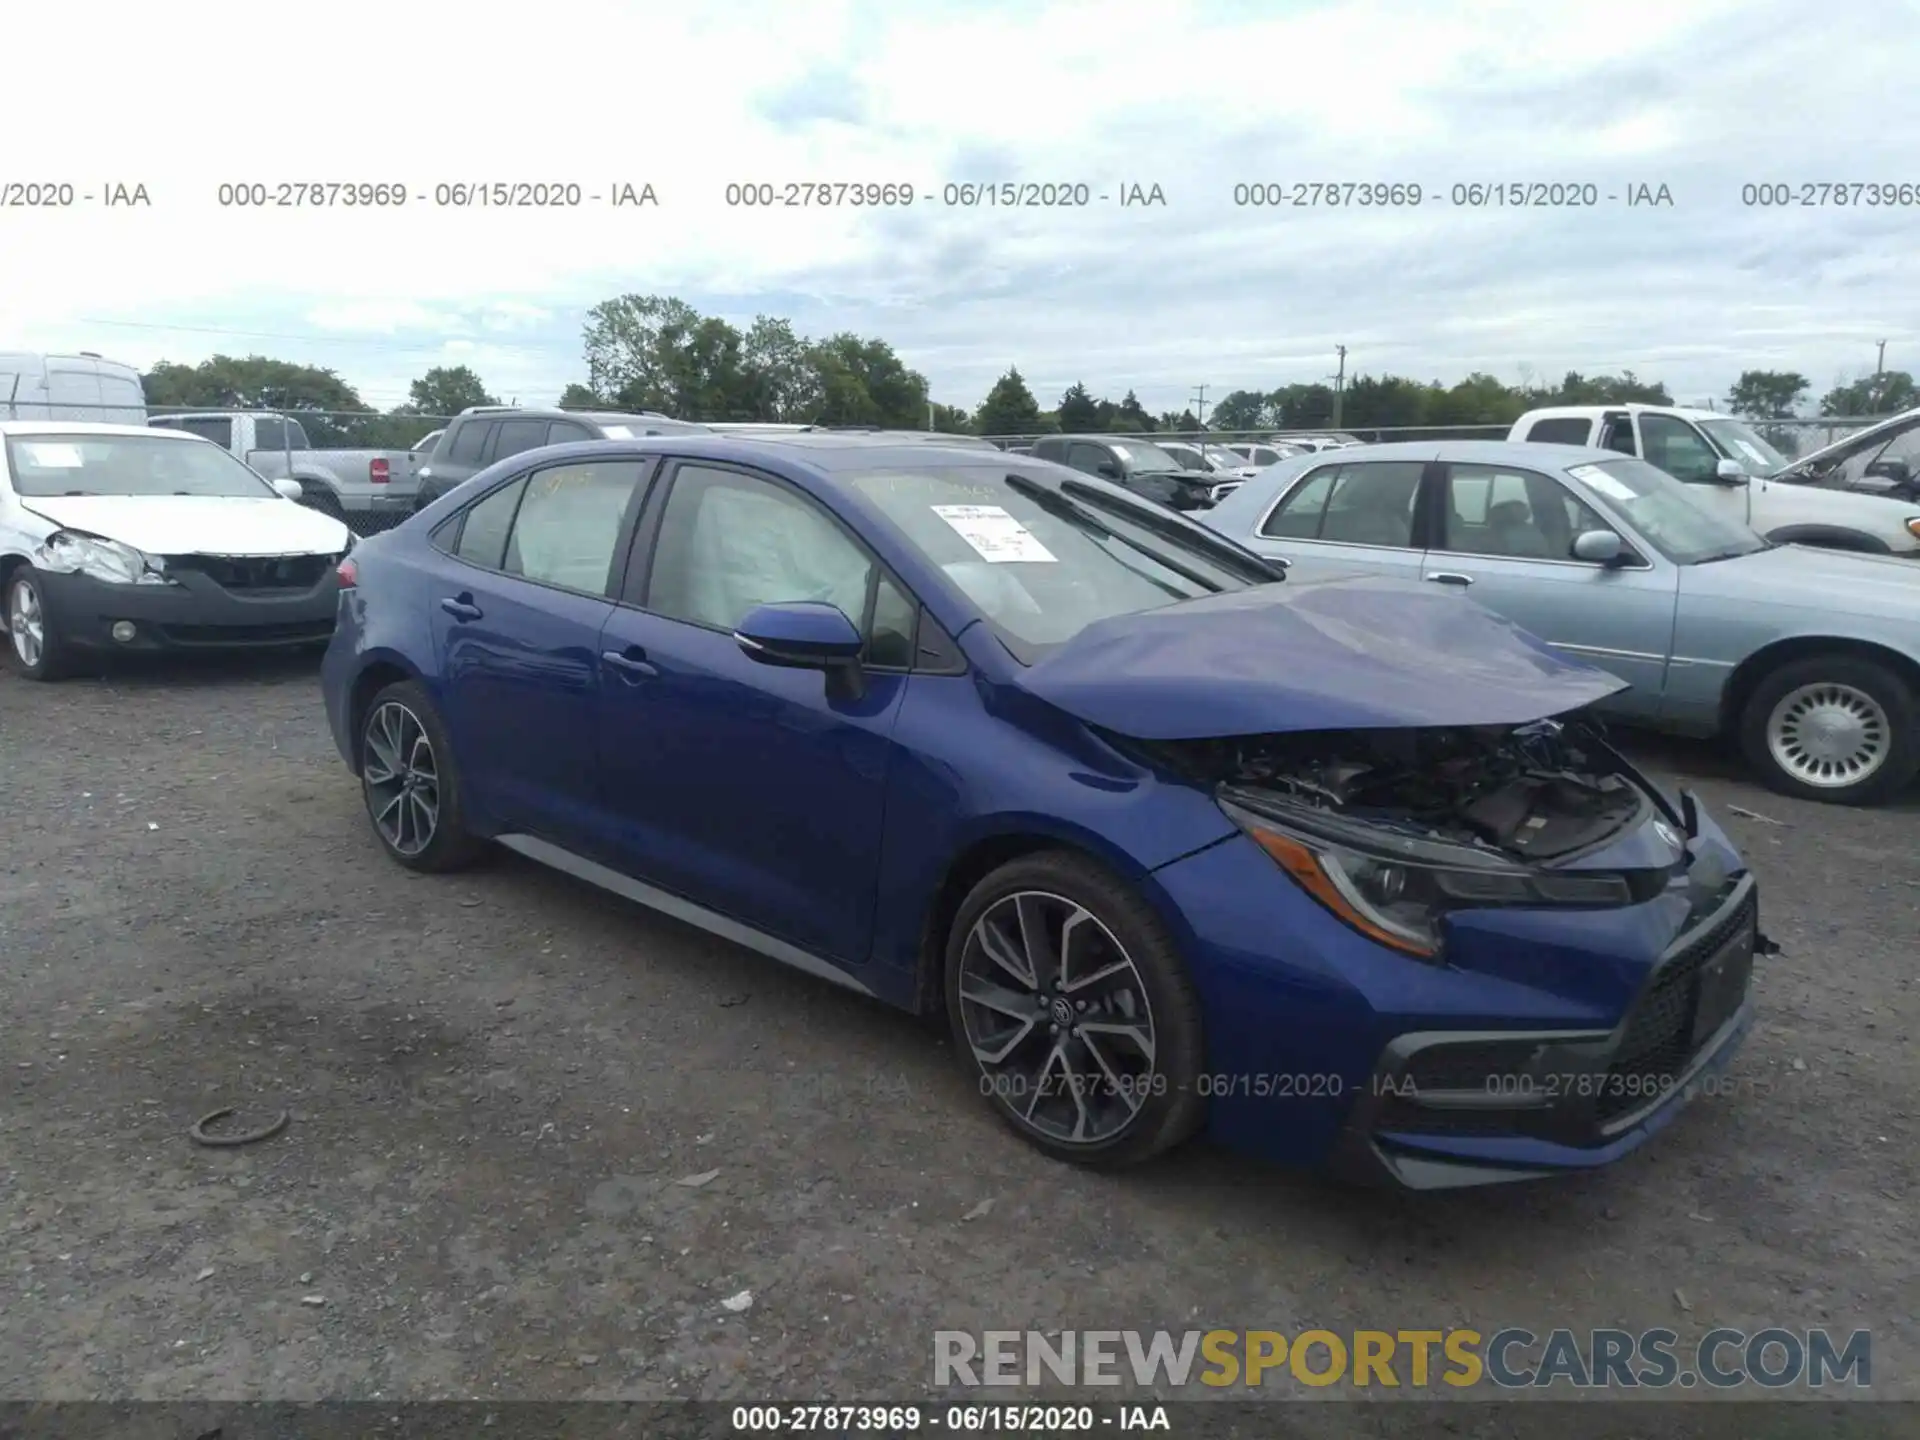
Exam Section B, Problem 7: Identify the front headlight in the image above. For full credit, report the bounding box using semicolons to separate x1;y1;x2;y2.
1218;790;1635;960
34;531;171;585
1903;516;1920;540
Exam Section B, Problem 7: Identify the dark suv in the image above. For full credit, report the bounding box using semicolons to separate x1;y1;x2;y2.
1028;434;1221;510
413;407;710;511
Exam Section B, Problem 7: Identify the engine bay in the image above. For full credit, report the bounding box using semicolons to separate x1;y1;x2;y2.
1149;719;1649;862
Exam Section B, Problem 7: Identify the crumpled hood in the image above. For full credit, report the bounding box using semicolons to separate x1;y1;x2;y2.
1013;574;1628;740
21;494;352;557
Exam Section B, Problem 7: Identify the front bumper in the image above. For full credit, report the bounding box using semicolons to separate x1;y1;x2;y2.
350;490;416;515
37;564;340;651
1330;874;1761;1188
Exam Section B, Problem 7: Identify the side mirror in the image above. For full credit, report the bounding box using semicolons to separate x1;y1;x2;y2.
734;601;863;670
1713;458;1750;485
1095;461;1122;480
272;477;303;501
1866;457;1912;483
1571;529;1626;565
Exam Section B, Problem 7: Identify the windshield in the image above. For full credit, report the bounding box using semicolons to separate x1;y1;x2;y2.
1204;446;1246;467
845;466;1273;654
1566;457;1767;564
1698;419;1788;474
3;433;278;499
1105;439;1185;474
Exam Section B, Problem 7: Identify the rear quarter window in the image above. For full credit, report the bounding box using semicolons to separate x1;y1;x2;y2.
1526;418;1594;444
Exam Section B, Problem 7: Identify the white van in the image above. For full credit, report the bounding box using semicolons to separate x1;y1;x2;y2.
0;352;148;425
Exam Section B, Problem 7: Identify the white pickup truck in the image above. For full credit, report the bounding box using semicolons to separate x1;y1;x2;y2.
148;411;419;529
1509;403;1920;557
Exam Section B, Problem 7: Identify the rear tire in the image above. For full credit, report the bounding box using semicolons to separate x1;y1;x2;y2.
944;851;1206;1167
359;679;485;871
1737;654;1920;805
5;566;74;681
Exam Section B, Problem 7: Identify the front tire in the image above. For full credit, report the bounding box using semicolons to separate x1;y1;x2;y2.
5;567;74;681
359;679;484;871
945;851;1206;1167
1738;654;1920;805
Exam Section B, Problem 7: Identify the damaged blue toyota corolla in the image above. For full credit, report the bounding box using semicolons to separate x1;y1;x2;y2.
320;433;1771;1187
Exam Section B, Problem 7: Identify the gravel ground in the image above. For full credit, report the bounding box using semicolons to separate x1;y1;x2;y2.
1;653;1915;1429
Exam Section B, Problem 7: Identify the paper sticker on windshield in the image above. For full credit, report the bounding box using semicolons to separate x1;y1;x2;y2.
17;443;85;468
932;504;1056;563
1568;464;1635;501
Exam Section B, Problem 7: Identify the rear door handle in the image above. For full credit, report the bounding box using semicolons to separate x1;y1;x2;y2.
1427;572;1475;587
601;647;658;680
439;595;483;620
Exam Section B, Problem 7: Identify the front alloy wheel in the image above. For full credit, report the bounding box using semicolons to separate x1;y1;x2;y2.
946;853;1205;1167
6;569;71;680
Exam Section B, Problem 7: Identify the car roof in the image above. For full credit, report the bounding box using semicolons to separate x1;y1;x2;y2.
1521;402;1719;421
0;420;191;439
1264;438;1629;467
503;430;1054;479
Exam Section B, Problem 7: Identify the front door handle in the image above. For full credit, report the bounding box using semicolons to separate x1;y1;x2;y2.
601;647;658;680
439;595;483;620
1427;572;1475;587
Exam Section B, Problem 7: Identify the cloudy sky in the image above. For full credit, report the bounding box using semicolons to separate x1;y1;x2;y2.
4;0;1916;416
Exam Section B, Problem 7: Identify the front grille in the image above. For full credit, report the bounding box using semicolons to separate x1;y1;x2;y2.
1404;1040;1536;1095
1597;888;1757;1124
1374;1101;1520;1137
167;554;334;593
156;619;336;646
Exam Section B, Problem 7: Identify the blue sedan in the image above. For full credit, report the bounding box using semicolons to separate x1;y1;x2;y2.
320;433;1768;1187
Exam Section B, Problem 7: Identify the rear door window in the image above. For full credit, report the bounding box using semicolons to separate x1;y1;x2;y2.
1525;417;1593;444
176;416;235;448
492;419;550;462
447;421;493;464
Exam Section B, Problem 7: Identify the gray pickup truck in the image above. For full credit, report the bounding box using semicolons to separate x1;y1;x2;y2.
148;411;419;528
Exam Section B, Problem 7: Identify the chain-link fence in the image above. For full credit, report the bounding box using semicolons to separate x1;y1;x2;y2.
979;417;1888;457
5;400;1903;538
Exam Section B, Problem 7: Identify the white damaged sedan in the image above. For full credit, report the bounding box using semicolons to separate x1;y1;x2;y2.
1;422;353;680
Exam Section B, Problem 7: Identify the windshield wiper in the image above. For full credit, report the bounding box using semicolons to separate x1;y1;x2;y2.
1053;477;1287;581
1002;474;1246;593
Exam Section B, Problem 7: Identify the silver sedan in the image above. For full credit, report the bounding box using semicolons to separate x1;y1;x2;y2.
1201;439;1920;805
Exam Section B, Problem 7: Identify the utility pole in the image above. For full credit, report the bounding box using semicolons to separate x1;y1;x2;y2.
1876;339;1887;376
1330;345;1347;428
928;399;935;431
1190;385;1209;436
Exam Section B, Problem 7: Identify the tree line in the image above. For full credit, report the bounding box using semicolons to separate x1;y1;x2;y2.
137;293;1916;449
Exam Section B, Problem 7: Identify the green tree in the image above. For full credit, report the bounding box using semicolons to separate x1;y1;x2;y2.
1271;384;1335;429
1057;382;1101;431
929;403;974;433
1727;370;1809;419
558;382;605;408
1210;389;1270;431
142;354;377;445
403;365;497;418
1341;374;1430;429
975;368;1044;437
1821;370;1917;416
582;294;750;418
741;315;823;421
804;334;930;427
1159;408;1200;432
1115;390;1156;432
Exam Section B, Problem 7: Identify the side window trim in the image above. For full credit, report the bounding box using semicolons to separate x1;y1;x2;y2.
623;457;927;665
1436;463;1652;569
1256;462;1342;540
440;457;656;598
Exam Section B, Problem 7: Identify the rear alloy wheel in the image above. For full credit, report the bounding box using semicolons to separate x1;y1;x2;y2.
359;680;484;871
946;852;1205;1167
1739;655;1920;805
6;568;73;681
